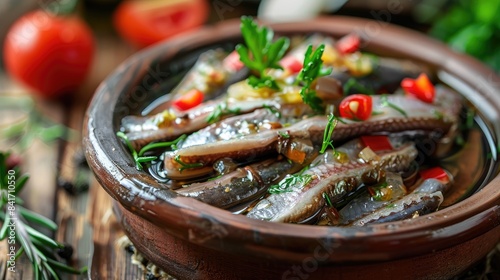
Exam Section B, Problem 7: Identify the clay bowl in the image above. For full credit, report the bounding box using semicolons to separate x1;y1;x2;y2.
83;17;500;279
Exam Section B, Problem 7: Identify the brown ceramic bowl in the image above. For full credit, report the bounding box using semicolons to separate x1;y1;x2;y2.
84;17;500;279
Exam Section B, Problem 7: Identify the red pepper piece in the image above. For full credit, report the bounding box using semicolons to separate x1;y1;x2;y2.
280;56;303;74
336;33;361;55
172;89;204;111
401;73;435;103
361;135;393;151
339;94;373;121
223;50;244;72
419;167;449;183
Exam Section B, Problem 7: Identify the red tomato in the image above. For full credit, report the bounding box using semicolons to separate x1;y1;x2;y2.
401;73;435;103
339;94;373;121
113;0;209;48
336;33;361;55
3;10;94;99
172;89;204;111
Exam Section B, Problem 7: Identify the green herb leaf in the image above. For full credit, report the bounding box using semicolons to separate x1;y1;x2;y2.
380;94;407;117
322;192;334;207
268;173;313;194
236;16;290;90
206;102;240;124
296;44;332;113
343;78;376;95
174;155;204;172
117;132;186;170
262;104;282;118
320;114;338;154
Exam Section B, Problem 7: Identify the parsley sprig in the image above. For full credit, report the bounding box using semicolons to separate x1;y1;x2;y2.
296;44;332;113
116;132;186;170
0;152;87;279
236;16;290;90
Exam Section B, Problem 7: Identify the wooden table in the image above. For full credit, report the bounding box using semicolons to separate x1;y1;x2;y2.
0;34;152;279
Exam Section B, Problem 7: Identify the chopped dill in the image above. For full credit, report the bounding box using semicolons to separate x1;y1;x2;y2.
380;94;407;117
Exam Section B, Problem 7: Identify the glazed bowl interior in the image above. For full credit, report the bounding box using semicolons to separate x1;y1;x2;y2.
84;17;500;263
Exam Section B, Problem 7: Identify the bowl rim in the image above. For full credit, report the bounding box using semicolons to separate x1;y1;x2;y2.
83;16;500;262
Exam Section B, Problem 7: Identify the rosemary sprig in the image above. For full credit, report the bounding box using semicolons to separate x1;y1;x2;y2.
0;152;87;279
236;16;290;90
0;96;77;151
296;44;332;113
116;132;186;170
174;155;204;172
320;114;338;154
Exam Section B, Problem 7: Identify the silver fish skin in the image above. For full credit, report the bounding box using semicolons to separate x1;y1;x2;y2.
176;157;299;209
179;103;313;148
245;138;418;223
164;86;461;179
350;178;447;226
338;172;407;225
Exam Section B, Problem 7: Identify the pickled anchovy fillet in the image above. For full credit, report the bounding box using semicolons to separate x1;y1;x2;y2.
351;191;444;226
164;87;461;180
176;157;300;209
338;173;407;225
179;103;313;148
246;138;418;223
350;178;448;226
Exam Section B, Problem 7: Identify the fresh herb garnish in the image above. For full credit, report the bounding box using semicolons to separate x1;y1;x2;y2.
268;173;313;194
320;114;338;154
116;132;186;170
174;155;204;172
380;94;408;117
296;44;332;113
342;78;376;95
263;104;282;118
0;152;87;278
322;192;333;207
236;16;290;90
206;102;241;124
278;131;290;139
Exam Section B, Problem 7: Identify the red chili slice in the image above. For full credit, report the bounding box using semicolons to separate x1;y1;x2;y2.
361;135;393;151
401;73;435;103
419;167;449;183
336;33;361;55
172;89;204;111
339;94;373;121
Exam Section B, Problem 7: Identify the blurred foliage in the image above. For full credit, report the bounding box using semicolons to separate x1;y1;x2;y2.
418;0;500;72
